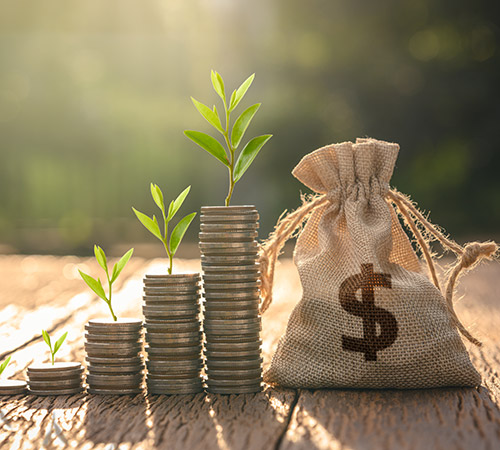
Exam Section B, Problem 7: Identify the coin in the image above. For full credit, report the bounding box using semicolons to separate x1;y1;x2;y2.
205;332;260;343
87;373;143;385
88;318;143;331
85;345;142;358
146;335;201;347
202;263;260;273
204;300;260;311
199;231;258;242
87;364;144;374
87;388;142;395
143;303;199;312
146;345;202;357
28;367;84;380
145;273;201;280
201;223;258;232
0;380;28;395
206;376;262;387
146;358;202;371
205;340;262;352
205;349;262;360
144;321;200;333
147;371;200;380
201;205;257;214
86;356;144;366
205;357;263;370
29;378;82;389
27;362;82;372
147;385;203;395
203;290;260;299
206;368;262;379
144;286;200;295
200;241;259;250
204;318;261;330
200;214;259;223
146;379;203;389
203;273;260;282
84;324;143;336
143;310;199;320
85;333;142;343
204;310;260;320
203;281;261;291
201;255;258;265
28;387;85;396
205;385;262;395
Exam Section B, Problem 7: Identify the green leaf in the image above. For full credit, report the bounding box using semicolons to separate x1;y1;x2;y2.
79;270;108;302
42;330;51;350
234;134;272;182
53;332;68;355
167;186;191;221
150;183;165;213
132;208;163;241
184;131;229;166
0;356;11;376
94;245;108;275
231;103;261;149
229;90;236;110
229;73;255;112
211;70;225;104
191;98;224;133
169;212;197;255
111;248;134;283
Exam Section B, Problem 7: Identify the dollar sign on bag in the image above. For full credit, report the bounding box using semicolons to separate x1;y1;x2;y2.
339;263;398;361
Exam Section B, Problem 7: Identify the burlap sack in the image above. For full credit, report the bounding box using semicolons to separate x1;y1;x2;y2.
260;138;497;389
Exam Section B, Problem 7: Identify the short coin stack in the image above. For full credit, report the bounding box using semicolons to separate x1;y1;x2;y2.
27;362;84;395
200;205;263;394
0;379;27;396
143;274;204;395
85;318;144;395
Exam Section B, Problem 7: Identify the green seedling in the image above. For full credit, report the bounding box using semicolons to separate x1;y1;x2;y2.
0;356;11;377
42;330;67;365
79;246;134;321
184;71;272;206
133;183;196;275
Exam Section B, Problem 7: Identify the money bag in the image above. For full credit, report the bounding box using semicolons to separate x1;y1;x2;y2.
259;138;497;389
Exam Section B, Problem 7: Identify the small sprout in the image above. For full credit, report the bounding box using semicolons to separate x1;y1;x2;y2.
185;71;272;206
79;246;134;321
42;330;68;366
133;183;196;274
0;356;11;377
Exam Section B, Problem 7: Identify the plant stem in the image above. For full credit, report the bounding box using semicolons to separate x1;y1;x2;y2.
51;352;54;366
223;105;235;206
107;275;117;321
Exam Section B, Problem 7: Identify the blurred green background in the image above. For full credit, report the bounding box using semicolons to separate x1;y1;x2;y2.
0;0;498;256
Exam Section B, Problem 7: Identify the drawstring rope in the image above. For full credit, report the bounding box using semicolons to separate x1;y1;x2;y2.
258;189;497;346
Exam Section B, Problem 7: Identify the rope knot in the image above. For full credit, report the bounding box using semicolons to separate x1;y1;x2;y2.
462;242;498;269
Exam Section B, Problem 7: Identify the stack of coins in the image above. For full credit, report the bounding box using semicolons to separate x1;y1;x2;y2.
0;379;27;396
85;318;144;395
200;205;263;394
143;274;204;395
27;362;84;395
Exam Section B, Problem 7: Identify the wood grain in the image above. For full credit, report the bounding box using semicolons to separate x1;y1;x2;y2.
0;256;498;450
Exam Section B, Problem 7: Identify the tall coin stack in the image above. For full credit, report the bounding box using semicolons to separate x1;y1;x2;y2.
200;205;263;394
27;362;84;396
143;274;204;395
85;319;144;395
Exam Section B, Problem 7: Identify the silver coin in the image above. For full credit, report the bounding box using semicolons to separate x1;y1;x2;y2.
147;385;203;395
206;368;262;379
143;311;199;320
203;290;260;299
29;378;82;389
27;362;82;373
144;274;200;285
201;223;258;232
146;358;202;369
86;356;143;366
85;333;142;344
145;273;201;281
200;214;259;223
28;387;85;396
87;388;142;395
200;241;259;250
206;357;263;370
144;286;200;295
206;375;263;386
202;263;260;273
204;310;260;320
146;329;201;338
147;371;201;380
144;322;200;333
87;364;144;374
143;303;199;313
205;349;262;360
203;273;260;283
147;380;203;390
204;300;260;311
203;281;261;291
84;324;143;336
205;340;262;352
201;205;257;214
205;333;260;343
200;248;259;257
204;318;261;329
87;373;143;384
88;318;143;331
199;231;258;242
85;342;142;351
146;345;202;356
205;385;262;395
0;380;28;395
28;367;84;380
201;255;258;265
145;318;200;326
204;327;262;337
146;335;201;347
85;347;142;358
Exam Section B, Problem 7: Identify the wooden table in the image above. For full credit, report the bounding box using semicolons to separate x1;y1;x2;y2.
0;255;499;449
